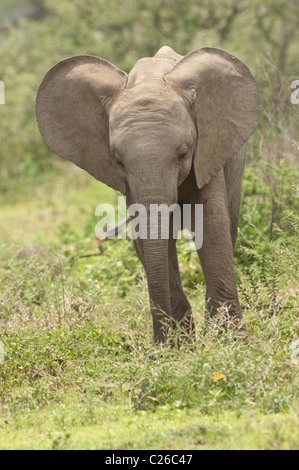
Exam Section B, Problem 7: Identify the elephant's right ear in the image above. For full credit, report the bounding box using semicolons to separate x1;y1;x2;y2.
36;55;127;193
165;48;260;189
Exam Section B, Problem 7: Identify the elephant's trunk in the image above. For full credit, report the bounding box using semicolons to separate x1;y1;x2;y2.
129;170;178;342
137;201;174;343
143;236;171;342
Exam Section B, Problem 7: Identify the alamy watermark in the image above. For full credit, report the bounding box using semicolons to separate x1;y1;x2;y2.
291;340;299;365
95;196;203;250
0;80;5;104
290;80;299;104
0;341;5;364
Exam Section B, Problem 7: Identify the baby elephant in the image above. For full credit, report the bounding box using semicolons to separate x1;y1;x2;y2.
36;46;260;342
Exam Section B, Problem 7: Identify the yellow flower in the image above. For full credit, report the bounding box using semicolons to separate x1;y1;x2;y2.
212;372;225;381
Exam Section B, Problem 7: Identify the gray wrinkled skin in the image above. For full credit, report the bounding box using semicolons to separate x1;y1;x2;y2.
36;46;260;343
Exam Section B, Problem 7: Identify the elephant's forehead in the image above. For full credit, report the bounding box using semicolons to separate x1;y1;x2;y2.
127;57;177;87
110;87;185;126
109;88;196;150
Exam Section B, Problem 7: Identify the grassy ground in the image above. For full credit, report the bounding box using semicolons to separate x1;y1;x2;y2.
0;169;298;450
2;405;299;450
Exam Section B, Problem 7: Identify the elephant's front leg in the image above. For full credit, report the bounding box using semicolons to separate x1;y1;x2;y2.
133;236;195;340
168;237;195;338
197;170;241;321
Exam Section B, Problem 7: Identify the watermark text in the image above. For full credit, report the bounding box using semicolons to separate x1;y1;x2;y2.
0;81;5;104
95;197;203;250
0;341;5;364
291;80;299;104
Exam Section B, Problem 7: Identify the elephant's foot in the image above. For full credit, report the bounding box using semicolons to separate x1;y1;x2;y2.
152;309;196;346
170;292;196;343
152;317;171;344
204;297;246;339
171;311;196;342
205;295;242;319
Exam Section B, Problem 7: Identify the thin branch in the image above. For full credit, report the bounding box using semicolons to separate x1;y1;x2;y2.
96;216;131;243
79;216;131;259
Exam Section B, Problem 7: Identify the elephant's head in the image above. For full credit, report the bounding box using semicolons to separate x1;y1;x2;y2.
36;46;260;341
36;46;259;203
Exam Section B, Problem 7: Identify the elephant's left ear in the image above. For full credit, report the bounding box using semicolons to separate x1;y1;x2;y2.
165;48;260;189
36;55;127;193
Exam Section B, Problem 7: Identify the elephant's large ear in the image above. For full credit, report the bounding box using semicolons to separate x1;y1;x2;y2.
36;55;127;193
165;48;260;189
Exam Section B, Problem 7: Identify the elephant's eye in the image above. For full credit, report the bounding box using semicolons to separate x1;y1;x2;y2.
116;159;124;168
114;152;125;169
178;151;188;162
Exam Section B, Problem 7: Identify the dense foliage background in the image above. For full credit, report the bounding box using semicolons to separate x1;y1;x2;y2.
0;0;298;449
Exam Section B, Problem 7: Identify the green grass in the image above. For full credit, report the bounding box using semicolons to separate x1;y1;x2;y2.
1;404;299;450
0;170;299;449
